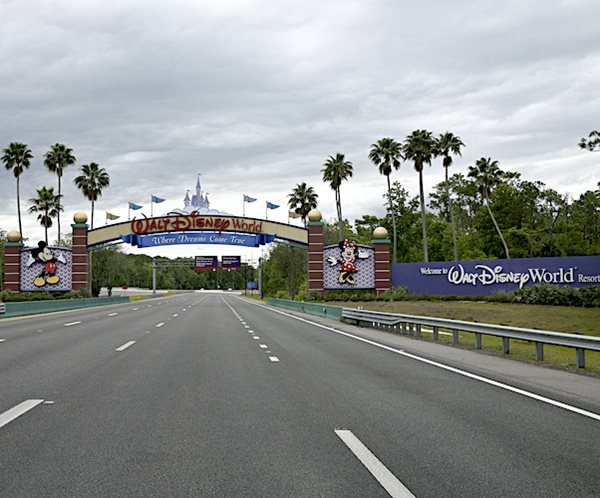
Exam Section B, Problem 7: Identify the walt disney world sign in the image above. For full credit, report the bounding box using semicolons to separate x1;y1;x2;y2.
87;212;308;248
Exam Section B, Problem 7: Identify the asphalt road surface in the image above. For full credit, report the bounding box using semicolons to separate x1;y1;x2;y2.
1;293;599;497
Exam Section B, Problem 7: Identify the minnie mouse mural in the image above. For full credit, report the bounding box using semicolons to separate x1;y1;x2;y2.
327;239;371;285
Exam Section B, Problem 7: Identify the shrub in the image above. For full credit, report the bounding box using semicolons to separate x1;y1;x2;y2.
512;284;600;307
377;286;409;301
0;289;91;302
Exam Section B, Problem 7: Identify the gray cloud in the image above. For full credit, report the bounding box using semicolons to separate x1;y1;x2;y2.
1;0;598;249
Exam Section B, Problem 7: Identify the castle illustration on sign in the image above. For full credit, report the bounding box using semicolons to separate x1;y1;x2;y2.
169;174;230;216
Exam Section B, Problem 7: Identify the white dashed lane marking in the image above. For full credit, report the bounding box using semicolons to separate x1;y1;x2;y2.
0;399;45;429
0;339;6;343
269;356;280;362
156;323;165;328
132;307;139;311
172;314;179;317
253;336;260;340
259;344;268;349
335;429;415;497
64;321;81;327
115;341;136;352
107;313;118;317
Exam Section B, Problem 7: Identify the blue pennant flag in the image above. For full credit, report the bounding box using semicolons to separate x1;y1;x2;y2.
244;195;257;203
151;195;165;203
129;202;143;210
266;201;280;210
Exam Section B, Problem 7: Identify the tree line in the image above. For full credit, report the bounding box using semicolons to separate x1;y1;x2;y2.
91;249;256;296
275;129;599;299
287;129;600;263
1;142;110;242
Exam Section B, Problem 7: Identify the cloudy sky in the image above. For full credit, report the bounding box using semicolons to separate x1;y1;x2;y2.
1;0;598;260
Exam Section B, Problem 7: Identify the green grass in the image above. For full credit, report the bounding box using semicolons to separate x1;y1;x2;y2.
331;300;600;375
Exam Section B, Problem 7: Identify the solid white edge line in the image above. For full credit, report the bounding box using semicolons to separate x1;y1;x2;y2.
244;300;600;423
335;429;415;498
0;399;45;429
64;321;82;327
115;340;136;352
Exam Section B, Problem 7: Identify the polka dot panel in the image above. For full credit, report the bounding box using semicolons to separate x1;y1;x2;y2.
19;246;73;292
323;245;375;290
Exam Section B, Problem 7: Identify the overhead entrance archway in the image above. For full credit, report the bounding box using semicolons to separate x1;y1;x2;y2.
87;212;308;249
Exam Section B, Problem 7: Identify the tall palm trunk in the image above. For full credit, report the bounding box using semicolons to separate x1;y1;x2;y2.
57;174;62;242
336;188;344;240
418;166;429;262
450;205;459;261
44;210;49;243
484;194;510;259
91;201;95;229
446;165;459;261
387;174;397;263
16;176;23;237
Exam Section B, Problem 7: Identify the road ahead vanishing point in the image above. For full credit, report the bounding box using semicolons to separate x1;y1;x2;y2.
1;293;599;497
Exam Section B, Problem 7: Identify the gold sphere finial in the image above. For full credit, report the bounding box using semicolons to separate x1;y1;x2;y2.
373;226;388;239
73;212;88;224
307;209;322;222
7;230;22;242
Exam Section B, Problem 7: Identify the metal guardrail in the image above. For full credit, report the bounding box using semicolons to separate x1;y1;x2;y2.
0;296;130;319
266;298;343;320
342;308;600;369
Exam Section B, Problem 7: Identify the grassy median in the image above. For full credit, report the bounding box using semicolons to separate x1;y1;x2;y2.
332;300;600;375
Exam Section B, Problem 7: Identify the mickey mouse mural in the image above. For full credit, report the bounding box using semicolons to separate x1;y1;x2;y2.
20;241;72;291
324;239;374;288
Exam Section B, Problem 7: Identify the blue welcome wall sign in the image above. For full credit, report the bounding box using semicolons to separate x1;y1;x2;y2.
391;255;600;296
120;232;276;248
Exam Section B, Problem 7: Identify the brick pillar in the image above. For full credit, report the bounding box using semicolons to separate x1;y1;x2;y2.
3;242;23;291
71;223;89;290
373;239;391;295
307;219;324;293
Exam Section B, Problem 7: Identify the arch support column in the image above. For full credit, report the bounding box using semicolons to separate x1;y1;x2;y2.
372;238;391;296
2;241;23;291
307;211;324;293
71;222;89;290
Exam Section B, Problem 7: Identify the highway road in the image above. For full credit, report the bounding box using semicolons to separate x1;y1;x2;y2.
1;293;599;497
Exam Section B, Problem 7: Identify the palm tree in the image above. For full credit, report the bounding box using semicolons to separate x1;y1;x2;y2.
321;153;353;240
288;182;318;227
74;162;111;229
467;157;510;259
578;130;600;152
402;129;436;262
2;142;33;238
369;137;402;262
435;132;465;261
44;143;76;242
28;187;62;243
